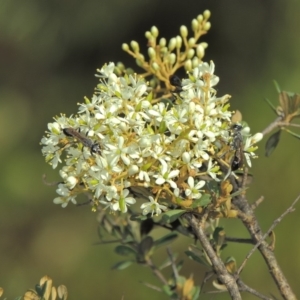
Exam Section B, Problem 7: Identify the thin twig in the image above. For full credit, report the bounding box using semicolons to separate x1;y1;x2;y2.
237;279;273;300
145;257;169;286
167;247;179;281
230;174;297;299
225;237;253;244
278;122;300;128
184;213;242;300
200;270;215;293
140;281;162;292
42;174;61;186
237;193;300;275
251;196;265;210
261;116;283;136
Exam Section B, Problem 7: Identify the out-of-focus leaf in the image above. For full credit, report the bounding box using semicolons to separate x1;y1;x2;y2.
24;290;39;300
115;245;137;256
51;286;57;300
185;250;208;266
161;209;185;223
160;97;175;108
39;276;52;300
162;284;173;296
130;214;148;221
111;260;134;270
57;285;68;300
191;286;201;300
225;257;237;273
0;287;3;297
231;110;242;123
159;252;179;270
230;187;248;198
139;236;154;256
191;194;211;208
264;97;278;115
285;128;300;139
213;227;225;244
153;233;178;249
176;259;184;273
140;218;154;236
265;129;281;157
273;80;281;94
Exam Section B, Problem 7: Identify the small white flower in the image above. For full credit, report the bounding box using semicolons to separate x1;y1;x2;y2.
53;184;77;207
111;189;136;213
140;196;167;216
154;159;179;189
185;177;205;199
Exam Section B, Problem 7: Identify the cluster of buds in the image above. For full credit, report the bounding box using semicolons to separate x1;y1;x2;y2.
41;10;263;217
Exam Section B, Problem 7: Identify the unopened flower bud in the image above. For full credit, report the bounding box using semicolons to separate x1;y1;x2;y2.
130;40;140;52
203;10;211;19
187;49;195;59
204;22;211;31
180;25;188;38
122;43;129;51
159;38;166;47
191;19;198;31
188;38;196;47
151;26;159;37
148;47;156;59
168;38;176;51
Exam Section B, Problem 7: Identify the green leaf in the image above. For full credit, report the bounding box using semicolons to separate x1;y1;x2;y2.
176;259;184;273
265;129;281;157
161;209;185;223
114;245;137;256
284;128;300;139
191;286;201;300
111;260;134;270
273;80;281;94
185;250;209;266
213;227;225;243
159;253;179;270
153;232;178;249
130;214;148;221
230;187;248;198
139;236;154;256
162;284;173;296
191;194;211;208
264;97;278;115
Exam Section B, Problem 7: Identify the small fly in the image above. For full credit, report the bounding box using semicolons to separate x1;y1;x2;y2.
169;75;183;94
63;128;101;155
230;124;244;171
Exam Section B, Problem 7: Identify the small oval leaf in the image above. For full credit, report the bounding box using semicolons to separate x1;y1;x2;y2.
265;130;281;157
153;233;178;249
161;209;185;223
139;236;154;256
185;250;209;266
115;245;137;256
191;194;211;208
112;260;134;270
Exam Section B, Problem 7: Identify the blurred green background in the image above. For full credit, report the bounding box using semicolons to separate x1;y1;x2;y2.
1;0;300;299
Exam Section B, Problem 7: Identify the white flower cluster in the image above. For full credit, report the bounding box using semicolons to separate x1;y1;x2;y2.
41;61;262;214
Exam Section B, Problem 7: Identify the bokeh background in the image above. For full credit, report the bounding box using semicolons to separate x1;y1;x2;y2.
1;0;300;299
